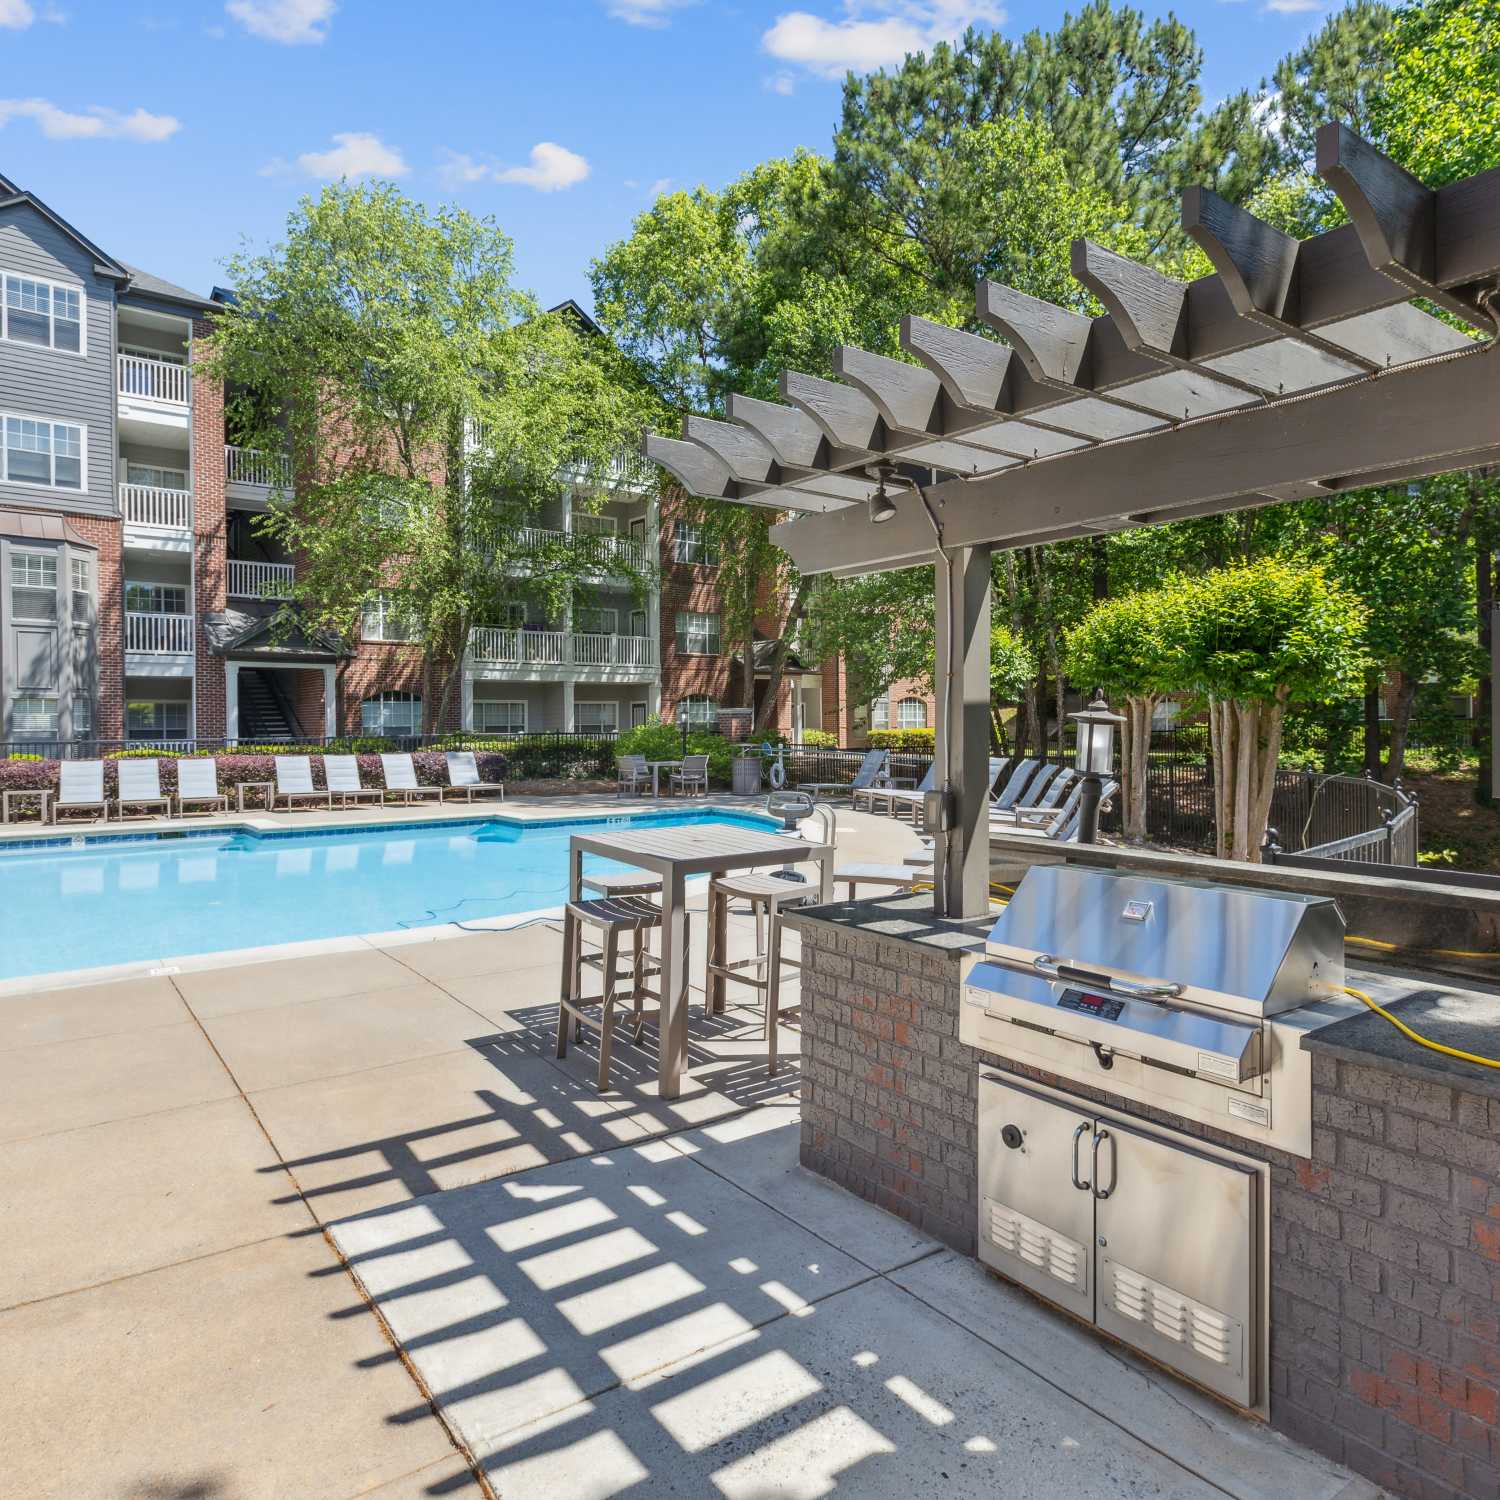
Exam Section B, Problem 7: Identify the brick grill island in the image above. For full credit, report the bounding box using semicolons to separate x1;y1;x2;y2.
785;878;1500;1500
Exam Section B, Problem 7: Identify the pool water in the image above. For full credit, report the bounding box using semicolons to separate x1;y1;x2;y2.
0;809;780;983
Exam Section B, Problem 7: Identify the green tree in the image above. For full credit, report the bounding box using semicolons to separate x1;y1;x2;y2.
200;182;653;730
1063;587;1187;842
1175;560;1368;861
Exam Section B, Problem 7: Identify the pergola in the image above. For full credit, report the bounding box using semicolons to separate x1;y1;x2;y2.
642;124;1500;919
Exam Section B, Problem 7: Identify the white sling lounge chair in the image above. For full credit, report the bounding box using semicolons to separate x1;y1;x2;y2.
175;758;228;816
116;758;172;819
824;749;888;809
273;756;332;811
379;753;443;805
991;758;1042;811
866;761;936;819
443;750;505;802
324;755;383;808
55;759;108;824
990;766;1079;823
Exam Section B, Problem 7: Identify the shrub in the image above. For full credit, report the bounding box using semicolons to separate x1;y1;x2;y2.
799;729;836;748
868;728;936;754
615;717;733;785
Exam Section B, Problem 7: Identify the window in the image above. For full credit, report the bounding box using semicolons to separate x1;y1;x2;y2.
896;697;929;730
11;551;57;620
500;602;528;629
869;697;890;731
127;701;190;740
125;462;188;491
361;593;417;642
675;610;720;656
575;701;619;734
679;695;719;728
12;694;58;734
673;522;718;566
2;414;84;491
125;581;188;615
575;607;617;635
361;692;422;735
72;696;93;739
3;273;82;353
474;699;526;735
71;556;92;623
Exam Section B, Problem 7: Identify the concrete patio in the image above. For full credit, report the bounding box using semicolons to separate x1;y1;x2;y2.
0;803;1375;1499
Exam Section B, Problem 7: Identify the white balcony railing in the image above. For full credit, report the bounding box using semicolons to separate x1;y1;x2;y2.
225;445;292;489
470;629;657;670
120;483;192;531
571;512;617;537
513;526;650;574
118;353;190;406
227;560;296;598
126;611;194;655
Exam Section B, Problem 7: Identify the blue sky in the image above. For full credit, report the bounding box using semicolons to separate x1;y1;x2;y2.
0;0;1337;312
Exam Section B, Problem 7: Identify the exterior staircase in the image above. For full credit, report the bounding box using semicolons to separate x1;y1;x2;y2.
238;669;300;741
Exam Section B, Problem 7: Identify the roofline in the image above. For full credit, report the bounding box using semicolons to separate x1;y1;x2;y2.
0;187;129;281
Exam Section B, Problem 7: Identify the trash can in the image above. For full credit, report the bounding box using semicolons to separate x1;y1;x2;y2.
732;751;762;796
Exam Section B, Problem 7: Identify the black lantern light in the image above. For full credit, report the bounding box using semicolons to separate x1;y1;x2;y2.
1069;691;1124;843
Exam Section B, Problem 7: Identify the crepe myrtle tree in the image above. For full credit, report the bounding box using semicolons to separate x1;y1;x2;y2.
199;181;656;731
1063;587;1187;843
1177;559;1368;862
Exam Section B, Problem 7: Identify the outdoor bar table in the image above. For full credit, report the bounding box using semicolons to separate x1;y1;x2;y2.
568;821;834;1097
644;759;682;798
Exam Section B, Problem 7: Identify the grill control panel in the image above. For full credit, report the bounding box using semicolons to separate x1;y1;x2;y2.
1057;988;1125;1022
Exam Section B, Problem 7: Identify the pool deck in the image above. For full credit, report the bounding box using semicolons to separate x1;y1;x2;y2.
0;801;1372;1500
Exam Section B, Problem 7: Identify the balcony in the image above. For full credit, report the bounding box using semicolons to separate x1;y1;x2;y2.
126;611;194;656
514;526;652;576
469;628;657;673
228;560;296;599
118;353;190;408
121;483;192;533
225;445;293;508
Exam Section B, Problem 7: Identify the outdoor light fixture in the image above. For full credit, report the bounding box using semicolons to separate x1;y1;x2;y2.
865;461;906;525
1069;691;1124;843
677;699;690;757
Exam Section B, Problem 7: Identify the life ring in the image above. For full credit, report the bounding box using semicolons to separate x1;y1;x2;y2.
768;756;787;789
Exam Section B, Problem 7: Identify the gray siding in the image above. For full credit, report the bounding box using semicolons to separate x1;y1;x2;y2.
0;204;118;517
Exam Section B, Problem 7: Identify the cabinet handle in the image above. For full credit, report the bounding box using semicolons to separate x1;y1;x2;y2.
1070;1121;1091;1191
1091;1128;1116;1201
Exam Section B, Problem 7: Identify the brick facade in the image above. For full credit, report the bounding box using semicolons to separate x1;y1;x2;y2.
191;317;228;739
789;912;1500;1500
66;514;126;742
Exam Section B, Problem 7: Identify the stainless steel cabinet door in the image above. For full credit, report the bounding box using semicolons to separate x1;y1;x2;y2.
976;1073;1095;1320
1094;1118;1258;1408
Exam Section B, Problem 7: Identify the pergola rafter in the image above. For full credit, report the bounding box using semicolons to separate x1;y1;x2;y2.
639;124;1500;918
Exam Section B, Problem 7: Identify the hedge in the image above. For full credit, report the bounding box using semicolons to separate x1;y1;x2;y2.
867;728;936;753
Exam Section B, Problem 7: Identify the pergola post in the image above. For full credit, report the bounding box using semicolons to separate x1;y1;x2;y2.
933;544;992;919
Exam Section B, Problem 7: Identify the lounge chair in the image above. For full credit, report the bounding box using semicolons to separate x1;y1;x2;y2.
616;753;649;798
991;766;1078;823
670;753;709;796
175;758;229;816
54;759;108;824
832;863;927;899
379;753;443;805
324;755;383;808
116;758;172;819
821;749;888;808
272;756;332;811
1002;776;1118;840
867;762;936;819
990;757;1042;811
443;750;505;802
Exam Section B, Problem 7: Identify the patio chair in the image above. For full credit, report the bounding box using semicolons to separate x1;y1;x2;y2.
817;749;887;808
272;756;332;811
831;863;927;900
324;755;383;809
990;757;1042;811
443;750;505;803
616;753;650;798
990;766;1078;823
379;753;443;805
669;753;709;797
1003;776;1117;841
175;758;229;816
116;758;172;819
867;762;936;820
54;760;109;824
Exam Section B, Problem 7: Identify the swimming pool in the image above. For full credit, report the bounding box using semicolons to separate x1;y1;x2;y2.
0;809;781;984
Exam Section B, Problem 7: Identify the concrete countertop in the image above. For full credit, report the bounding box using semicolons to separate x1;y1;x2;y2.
782;893;991;959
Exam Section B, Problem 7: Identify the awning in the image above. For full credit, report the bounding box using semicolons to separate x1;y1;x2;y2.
0;509;97;549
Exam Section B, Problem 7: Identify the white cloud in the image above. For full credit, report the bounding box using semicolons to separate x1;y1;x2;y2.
226;0;334;44
602;0;695;25
763;1;1004;79
0;0;34;28
437;150;492;187
1263;0;1323;10
264;131;407;179
494;142;590;193
0;97;180;142
647;177;673;197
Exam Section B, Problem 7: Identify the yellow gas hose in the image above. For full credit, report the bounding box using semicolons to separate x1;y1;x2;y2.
1346;933;1497;962
1343;985;1500;1070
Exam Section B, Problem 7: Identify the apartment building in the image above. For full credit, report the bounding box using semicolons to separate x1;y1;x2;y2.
0;172;923;749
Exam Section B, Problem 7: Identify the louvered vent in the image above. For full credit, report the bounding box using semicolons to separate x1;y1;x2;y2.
1107;1262;1241;1371
984;1198;1087;1293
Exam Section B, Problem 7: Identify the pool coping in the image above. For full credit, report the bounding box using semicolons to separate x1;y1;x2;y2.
0;799;765;998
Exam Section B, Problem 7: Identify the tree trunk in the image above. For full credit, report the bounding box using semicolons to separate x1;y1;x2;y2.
1207;694;1286;862
1120;694;1157;843
752;576;813;736
1362;674;1382;779
1384;670;1418;785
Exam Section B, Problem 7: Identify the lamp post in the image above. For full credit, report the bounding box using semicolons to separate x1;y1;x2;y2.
677;700;689;758
1070;691;1124;844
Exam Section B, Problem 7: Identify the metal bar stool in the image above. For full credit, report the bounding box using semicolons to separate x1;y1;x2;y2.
557;894;663;1091
579;869;689;979
704;871;815;1075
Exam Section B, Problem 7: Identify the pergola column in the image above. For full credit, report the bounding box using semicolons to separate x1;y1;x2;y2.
933;544;992;919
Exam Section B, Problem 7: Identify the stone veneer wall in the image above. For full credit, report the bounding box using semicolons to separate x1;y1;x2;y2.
791;913;1500;1500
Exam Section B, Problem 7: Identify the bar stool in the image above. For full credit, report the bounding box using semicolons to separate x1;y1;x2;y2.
556;895;663;1091
704;871;815;1075
579;870;689;978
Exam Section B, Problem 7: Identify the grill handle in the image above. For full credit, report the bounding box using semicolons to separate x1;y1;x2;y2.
1032;954;1184;1000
